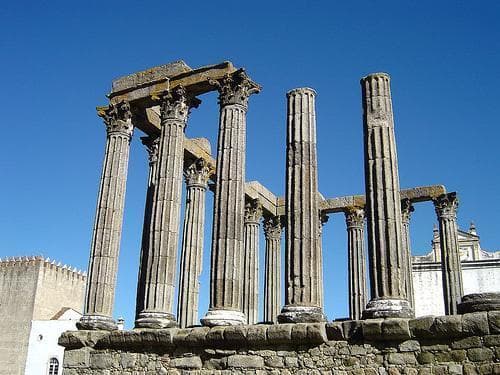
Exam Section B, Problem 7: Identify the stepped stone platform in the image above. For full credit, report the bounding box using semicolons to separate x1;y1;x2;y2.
61;312;500;374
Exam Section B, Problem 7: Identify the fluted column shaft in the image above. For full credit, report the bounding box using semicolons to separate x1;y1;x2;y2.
345;207;368;321
401;198;415;308
78;101;133;330
434;192;463;315
135;87;199;328
361;73;413;318
263;216;283;323
177;159;211;328
202;70;260;326
242;199;262;324
135;136;159;319
279;87;326;323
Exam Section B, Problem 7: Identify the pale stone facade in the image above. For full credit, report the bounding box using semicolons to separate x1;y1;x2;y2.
0;257;85;375
413;224;500;317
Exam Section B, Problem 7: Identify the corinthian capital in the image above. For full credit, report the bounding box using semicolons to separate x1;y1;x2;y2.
433;192;459;219
141;136;160;165
263;216;283;240
401;198;415;224
98;101;133;138
344;207;365;229
155;86;201;123
209;69;260;107
244;198;262;224
184;158;213;188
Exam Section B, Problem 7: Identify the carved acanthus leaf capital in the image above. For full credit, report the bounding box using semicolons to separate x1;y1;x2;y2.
344;206;365;228
154;85;201;124
401;198;415;224
184;158;213;188
433;192;459;219
263;215;283;240
141;136;160;164
97;101;134;138
209;69;260;107
244;198;262;224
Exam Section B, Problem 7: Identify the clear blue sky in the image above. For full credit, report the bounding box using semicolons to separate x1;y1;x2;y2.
1;1;499;327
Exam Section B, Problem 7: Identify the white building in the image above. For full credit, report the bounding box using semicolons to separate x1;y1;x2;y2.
25;308;81;375
412;223;500;317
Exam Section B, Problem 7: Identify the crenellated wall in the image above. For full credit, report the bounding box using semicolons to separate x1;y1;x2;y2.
61;312;500;374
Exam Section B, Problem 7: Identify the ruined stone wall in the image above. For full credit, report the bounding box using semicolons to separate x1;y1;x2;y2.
61;312;499;374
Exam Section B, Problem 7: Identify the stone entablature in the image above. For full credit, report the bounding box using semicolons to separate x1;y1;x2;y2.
61;312;500;373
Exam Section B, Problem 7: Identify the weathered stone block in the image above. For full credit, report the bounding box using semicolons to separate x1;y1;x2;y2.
120;353;137;368
59;330;110;349
264;355;284;368
483;334;500;346
206;326;226;346
467;348;494;362
463;363;479;375
267;324;292;344
409;316;435;339
245;325;267;346
399;340;421;352
291;323;308;341
342;320;363;340
90;353;117;369
171;356;202;369
184;327;209;346
227;354;264;368
223;325;247;344
387;352;417;365
451;336;482;349
172;328;193;346
448;363;463;375
326;322;345;341
488;311;500;333
362;319;383;340
382;318;411;341
306;323;328;343
463;312;490;335
64;348;91;368
432;315;463;338
417;352;435;364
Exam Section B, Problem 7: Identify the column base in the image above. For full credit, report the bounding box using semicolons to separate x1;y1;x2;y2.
200;308;246;326
135;311;177;329
77;314;118;331
362;298;414;319
277;305;326;323
458;293;500;313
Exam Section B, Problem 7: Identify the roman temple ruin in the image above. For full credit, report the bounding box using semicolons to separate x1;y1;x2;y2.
62;61;500;374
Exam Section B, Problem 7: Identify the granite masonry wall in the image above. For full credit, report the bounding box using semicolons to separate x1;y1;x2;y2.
61;312;499;374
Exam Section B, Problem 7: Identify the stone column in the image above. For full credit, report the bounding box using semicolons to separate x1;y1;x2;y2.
279;87;326;323
263;216;283;323
344;207;368;321
135;136;159;320
242;198;262;325
78;101;133;330
433;192;463;315
135;86;199;328
401;198;415;308
361;73;413;318
177;158;212;328
201;70;260;326
317;213;328;309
